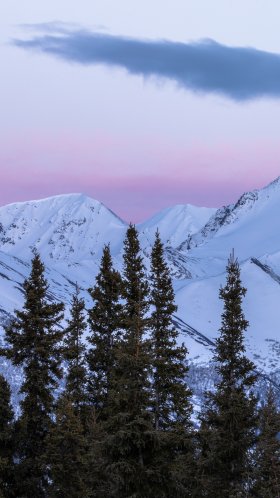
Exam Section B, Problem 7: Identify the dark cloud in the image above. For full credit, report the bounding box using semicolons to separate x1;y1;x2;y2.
13;26;280;101
19;22;107;34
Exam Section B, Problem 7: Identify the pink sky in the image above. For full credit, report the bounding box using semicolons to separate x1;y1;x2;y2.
0;133;279;222
1;1;280;222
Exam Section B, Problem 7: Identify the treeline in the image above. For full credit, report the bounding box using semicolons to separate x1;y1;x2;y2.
0;225;280;497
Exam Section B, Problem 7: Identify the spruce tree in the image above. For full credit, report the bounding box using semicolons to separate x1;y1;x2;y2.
55;288;94;496
2;253;64;497
87;244;122;417
198;252;257;498
102;224;156;498
63;286;87;413
150;230;195;496
0;375;14;498
150;230;192;431
47;396;90;498
252;387;280;497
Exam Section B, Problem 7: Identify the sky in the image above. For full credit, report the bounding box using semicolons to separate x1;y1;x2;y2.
1;0;280;222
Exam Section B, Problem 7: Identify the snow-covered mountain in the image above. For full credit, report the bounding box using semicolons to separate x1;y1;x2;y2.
1;177;280;401
0;193;127;264
184;176;280;262
173;177;280;369
138;204;216;248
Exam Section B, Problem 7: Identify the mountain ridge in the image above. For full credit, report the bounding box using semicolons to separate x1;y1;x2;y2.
1;177;280;397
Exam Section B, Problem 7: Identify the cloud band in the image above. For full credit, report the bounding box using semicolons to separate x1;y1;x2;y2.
13;26;280;101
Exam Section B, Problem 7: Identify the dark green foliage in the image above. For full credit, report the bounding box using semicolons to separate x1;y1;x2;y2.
198;253;257;498
2;235;276;497
102;224;156;497
47;396;90;498
83;414;109;498
149;230;195;497
150;230;192;431
63;286;88;412
0;375;14;498
87;244;122;416
2;253;64;497
252;387;280;497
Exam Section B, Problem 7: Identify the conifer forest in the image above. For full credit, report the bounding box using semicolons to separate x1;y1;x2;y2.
0;224;279;498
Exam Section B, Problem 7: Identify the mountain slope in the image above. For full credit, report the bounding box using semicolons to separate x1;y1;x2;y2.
138;204;216;248
0;194;127;266
1;178;280;390
184;177;280;262
0;194;216;265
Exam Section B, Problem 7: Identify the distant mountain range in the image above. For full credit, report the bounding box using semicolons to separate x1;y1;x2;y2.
1;177;280;402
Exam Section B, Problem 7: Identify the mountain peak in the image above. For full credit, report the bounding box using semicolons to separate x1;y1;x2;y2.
261;175;280;194
0;193;127;264
1;192;102;208
138;203;216;248
182;175;280;261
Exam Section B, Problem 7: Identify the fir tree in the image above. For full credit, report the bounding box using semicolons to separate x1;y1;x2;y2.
149;230;195;496
150;230;192;431
102;224;156;498
0;375;14;498
47;396;90;498
2;253;64;497
63;286;88;413
252;387;280;497
87;244;122;417
198;252;257;498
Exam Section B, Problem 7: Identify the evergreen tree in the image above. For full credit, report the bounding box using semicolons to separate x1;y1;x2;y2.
252;387;280;497
63;286;87;413
0;375;14;498
2;253;64;497
150;229;192;431
149;230;195;496
198;252;257;498
47;396;90;498
102;224;156;497
87;244;122;417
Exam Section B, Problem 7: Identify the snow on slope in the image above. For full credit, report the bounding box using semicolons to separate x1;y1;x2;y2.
175;259;280;371
138;204;216;248
0;194;215;313
168;176;280;373
0;195;215;283
170;176;280;281
185;177;280;262
0;249;80;318
1;178;280;381
0;194;127;266
0;194;215;266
